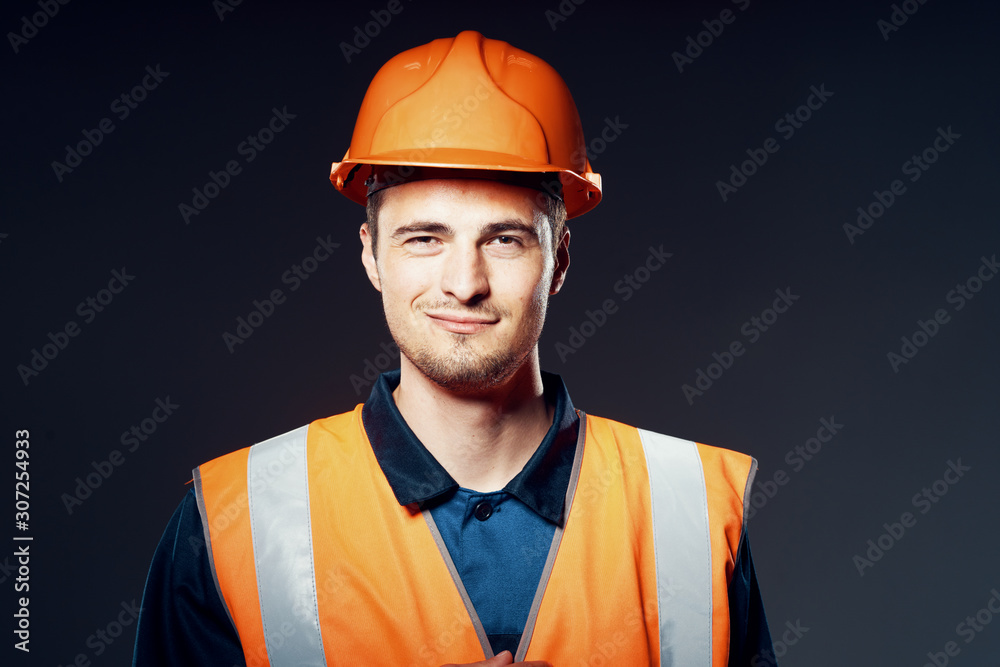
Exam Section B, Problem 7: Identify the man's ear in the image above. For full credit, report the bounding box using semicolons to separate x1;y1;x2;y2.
549;226;571;295
359;222;382;292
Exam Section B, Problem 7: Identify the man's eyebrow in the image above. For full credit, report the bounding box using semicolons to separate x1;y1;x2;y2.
480;219;539;239
388;219;539;240
388;222;454;239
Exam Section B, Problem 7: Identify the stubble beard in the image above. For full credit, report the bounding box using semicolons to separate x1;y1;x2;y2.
387;298;548;393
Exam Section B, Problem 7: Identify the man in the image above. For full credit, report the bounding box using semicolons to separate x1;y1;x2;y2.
134;30;773;666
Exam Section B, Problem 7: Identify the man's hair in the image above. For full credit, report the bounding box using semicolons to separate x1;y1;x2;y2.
365;186;567;259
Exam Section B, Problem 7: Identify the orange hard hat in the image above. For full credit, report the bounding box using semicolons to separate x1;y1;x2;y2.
330;30;602;218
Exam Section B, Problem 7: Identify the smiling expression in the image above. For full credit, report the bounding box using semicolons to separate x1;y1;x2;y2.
361;178;568;392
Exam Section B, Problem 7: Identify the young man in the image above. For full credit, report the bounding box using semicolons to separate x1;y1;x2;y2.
133;31;774;666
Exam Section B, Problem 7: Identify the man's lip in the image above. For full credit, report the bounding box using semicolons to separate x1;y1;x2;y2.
425;312;499;324
425;312;499;334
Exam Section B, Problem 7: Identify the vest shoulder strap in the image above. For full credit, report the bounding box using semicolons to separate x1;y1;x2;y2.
584;415;756;667
196;423;328;666
637;429;714;665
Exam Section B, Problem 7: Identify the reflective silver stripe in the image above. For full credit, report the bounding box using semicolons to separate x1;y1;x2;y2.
247;425;327;666
637;429;713;666
742;458;759;531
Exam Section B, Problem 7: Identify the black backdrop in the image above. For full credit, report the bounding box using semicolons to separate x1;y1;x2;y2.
3;0;999;664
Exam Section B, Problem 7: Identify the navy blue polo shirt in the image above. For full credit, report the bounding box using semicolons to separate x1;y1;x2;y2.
133;371;773;666
363;370;579;656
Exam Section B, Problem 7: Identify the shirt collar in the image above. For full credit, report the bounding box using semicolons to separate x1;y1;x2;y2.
361;369;579;526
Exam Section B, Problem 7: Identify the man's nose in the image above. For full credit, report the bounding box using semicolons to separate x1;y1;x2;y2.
440;244;490;303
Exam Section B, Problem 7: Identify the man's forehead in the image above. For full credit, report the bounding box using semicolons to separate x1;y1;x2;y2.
378;178;545;227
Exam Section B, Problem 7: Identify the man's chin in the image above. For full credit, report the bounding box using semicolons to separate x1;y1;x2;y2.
404;347;527;393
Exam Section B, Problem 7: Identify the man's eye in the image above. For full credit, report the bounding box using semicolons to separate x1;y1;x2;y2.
493;236;519;245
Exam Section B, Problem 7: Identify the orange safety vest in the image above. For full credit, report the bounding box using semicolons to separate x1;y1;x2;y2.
194;406;756;667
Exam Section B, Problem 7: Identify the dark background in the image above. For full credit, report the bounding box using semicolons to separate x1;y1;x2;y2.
3;0;998;664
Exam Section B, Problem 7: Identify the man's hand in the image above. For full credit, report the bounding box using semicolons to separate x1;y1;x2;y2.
440;649;552;667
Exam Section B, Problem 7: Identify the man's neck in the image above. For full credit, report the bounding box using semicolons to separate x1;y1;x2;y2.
392;353;553;493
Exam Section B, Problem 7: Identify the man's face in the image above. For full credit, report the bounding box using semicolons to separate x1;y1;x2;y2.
360;178;569;392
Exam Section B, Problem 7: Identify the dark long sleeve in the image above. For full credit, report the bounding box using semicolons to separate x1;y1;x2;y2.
132;489;246;667
728;528;776;666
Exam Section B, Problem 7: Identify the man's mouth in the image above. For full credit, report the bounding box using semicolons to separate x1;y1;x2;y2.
424;312;500;334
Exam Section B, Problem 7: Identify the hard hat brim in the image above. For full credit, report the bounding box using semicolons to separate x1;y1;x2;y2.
330;148;601;219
